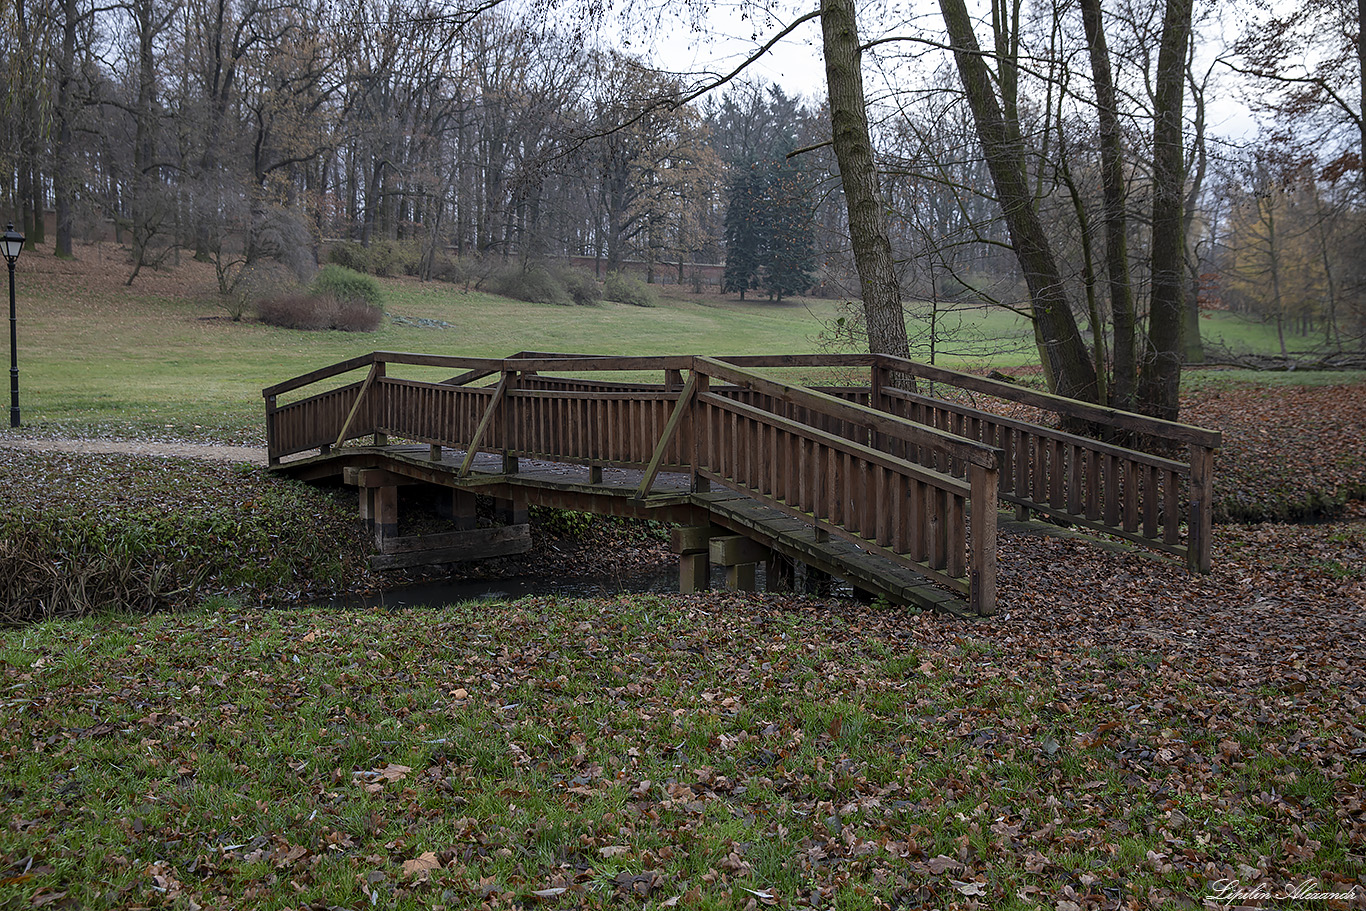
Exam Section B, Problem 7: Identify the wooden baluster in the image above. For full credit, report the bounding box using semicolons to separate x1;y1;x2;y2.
1086;448;1102;522
855;458;870;538
908;479;926;562
875;467;891;547
946;491;966;578
1122;460;1140;533
1032;433;1047;510
892;473;907;553
1066;443;1083;515
1103;453;1121;527
1050;439;1066;509
1163;468;1181;545
1143;464;1159;539
969;463;998;617
928;487;946;570
1015;429;1030;508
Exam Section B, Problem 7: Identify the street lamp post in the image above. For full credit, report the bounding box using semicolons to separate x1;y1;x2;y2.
2;223;24;428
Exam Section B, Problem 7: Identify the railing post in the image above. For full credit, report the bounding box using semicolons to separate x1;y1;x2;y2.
372;360;388;447
1188;444;1214;573
501;368;519;475
265;394;279;465
969;463;998;616
691;370;710;493
869;363;884;450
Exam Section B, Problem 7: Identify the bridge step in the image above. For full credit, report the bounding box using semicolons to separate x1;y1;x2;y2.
691;491;972;618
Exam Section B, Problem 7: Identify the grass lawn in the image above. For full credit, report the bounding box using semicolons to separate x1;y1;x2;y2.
0;245;1363;909
10;241;1353;443
2;587;1361;910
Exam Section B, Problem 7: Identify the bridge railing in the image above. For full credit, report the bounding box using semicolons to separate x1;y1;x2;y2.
264;350;1221;611
863;356;1222;572
264;351;1001;614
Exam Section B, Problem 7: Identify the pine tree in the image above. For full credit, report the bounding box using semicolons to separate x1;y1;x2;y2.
760;162;817;301
722;164;766;300
722;157;817;301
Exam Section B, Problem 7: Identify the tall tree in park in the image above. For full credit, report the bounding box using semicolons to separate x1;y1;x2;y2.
760;157;816;300
722;156;816;301
933;0;1197;417
722;162;765;299
819;0;911;362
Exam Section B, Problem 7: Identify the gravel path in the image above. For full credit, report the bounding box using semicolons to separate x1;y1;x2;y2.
0;436;266;464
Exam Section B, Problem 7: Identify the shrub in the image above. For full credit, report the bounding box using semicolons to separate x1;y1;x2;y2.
561;270;602;306
367;240;400;277
257;293;384;332
333;297;385;331
312;264;384;309
603;271;656;307
490;264;571;305
327;241;369;273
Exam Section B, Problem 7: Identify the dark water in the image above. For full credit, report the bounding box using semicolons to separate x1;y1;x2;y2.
329;567;684;609
327;564;853;609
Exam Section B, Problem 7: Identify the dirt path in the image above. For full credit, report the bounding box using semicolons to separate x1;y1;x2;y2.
0;436;266;464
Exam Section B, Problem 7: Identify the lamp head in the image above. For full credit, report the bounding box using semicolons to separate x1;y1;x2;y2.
0;224;23;265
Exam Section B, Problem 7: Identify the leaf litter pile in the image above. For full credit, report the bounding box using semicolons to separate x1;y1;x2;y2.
1;380;1364;909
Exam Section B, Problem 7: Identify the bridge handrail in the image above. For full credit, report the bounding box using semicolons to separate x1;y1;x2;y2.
693;358;999;470
872;355;1222;450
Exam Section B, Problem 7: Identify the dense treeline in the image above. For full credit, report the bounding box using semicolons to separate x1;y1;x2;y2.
0;0;832;295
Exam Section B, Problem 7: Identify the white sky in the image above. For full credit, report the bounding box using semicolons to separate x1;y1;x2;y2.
562;0;1260;139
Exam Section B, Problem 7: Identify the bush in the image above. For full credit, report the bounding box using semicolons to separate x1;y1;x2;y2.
333;297;385;331
603;271;657;308
312;264;384;309
561;270;602;306
257;294;384;332
490;264;571;305
328;241;370;273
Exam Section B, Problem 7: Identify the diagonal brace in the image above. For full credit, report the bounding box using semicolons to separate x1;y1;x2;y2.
335;361;381;450
633;372;699;500
458;373;513;478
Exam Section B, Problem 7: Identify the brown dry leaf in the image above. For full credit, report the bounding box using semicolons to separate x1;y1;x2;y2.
401;852;441;877
377;763;411;782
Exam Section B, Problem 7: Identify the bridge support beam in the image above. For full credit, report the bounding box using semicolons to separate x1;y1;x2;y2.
436;487;478;531
709;535;766;593
494;488;528;526
672;525;723;594
361;485;398;546
766;552;797;593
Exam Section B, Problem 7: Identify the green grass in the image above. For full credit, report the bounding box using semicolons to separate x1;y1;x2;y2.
1;596;1358;909
9;243;1360;444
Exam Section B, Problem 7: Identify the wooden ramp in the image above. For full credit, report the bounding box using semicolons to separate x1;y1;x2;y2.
266;352;1222;617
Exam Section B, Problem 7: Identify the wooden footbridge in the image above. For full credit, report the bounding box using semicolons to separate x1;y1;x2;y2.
264;352;1221;617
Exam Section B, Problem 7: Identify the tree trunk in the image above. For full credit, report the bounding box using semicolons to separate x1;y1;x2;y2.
1079;0;1136;408
937;0;1099;402
1138;0;1194;421
820;0;911;363
53;0;79;259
